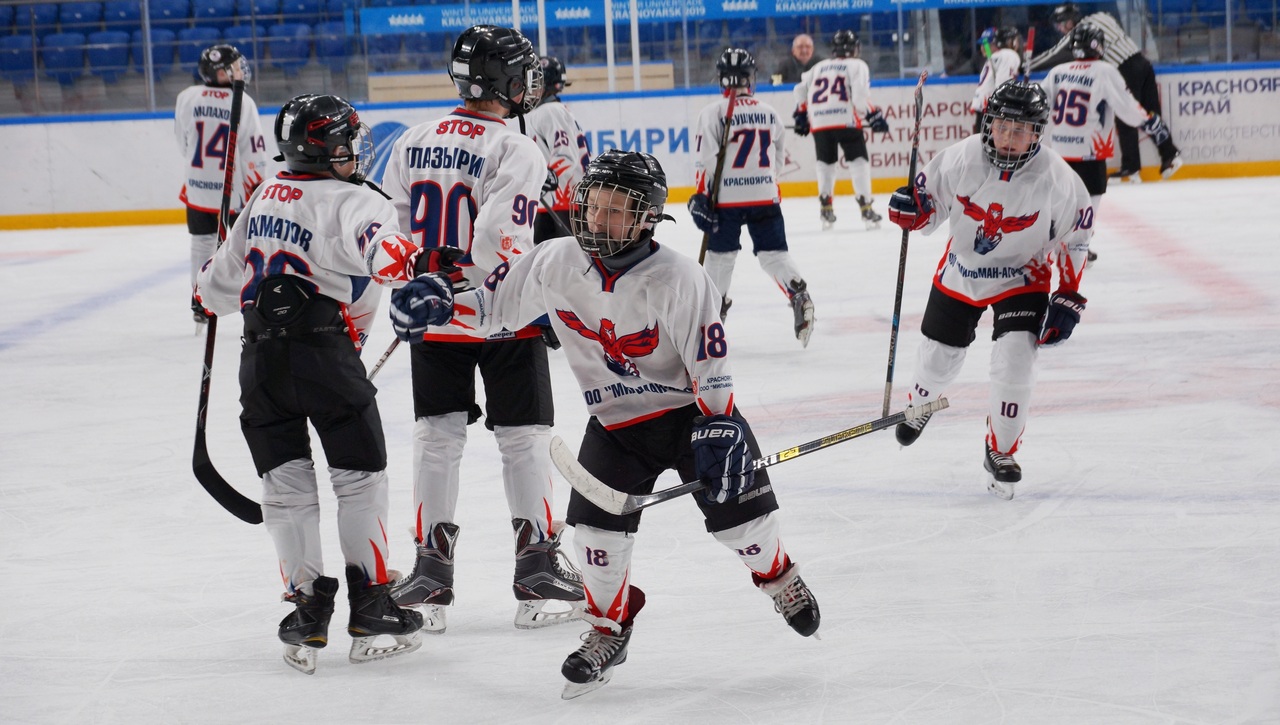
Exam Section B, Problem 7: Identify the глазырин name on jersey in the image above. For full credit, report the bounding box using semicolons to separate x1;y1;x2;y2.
247;213;314;251
403;146;486;176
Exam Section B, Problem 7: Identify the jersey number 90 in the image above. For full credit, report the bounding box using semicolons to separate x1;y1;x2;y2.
410;180;478;250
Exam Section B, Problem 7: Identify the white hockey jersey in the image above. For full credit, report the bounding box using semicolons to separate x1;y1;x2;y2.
971;48;1022;114
195;172;420;345
1039;59;1154;162
525;99;590;212
174;84;268;214
912;136;1092;304
449;238;736;429
692;94;784;207
793;56;876;132
381;107;546;342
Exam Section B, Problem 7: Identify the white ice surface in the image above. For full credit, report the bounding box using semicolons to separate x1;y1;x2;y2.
1;177;1278;724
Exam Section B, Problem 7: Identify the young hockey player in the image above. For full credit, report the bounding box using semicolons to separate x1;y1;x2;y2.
688;47;816;347
387;149;822;699
886;80;1093;500
792;29;888;231
1040;24;1178;264
380;24;585;635
193;93;426;674
970;27;1023;134
175;44;267;322
526;55;590;244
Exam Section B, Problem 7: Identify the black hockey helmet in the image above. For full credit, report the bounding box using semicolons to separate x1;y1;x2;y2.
716;47;755;91
450;25;543;114
1052;3;1082;26
570;149;670;260
981;80;1050;172
831;29;860;57
198;43;248;86
994;26;1022;50
274;94;373;183
1071;24;1106;59
539;55;569;97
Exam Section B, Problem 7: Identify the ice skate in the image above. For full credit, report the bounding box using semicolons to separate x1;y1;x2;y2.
346;565;424;663
756;563;820;637
390;522;458;634
720;296;733;323
819;195;836;230
278;575;339;675
561;588;645;699
895;405;933;446
512;519;585;629
1160;151;1183;179
857;195;882;230
1109;167;1142;185
984;442;1021;500
788;280;815;348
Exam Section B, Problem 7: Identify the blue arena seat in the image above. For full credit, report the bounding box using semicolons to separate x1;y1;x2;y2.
364;33;401;72
192;0;236;30
131;27;176;76
0;34;38;85
403;30;448;70
222;24;265;60
178;25;220;76
15;3;61;40
278;0;321;25
235;0;281;25
102;0;141;32
147;0;189;30
266;22;310;75
86;29;130;82
59;2;105;32
312;20;347;73
0;5;14;30
41;31;87;86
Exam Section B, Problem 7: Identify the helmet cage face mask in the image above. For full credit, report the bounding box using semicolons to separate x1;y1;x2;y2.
717;47;755;92
981;81;1049;172
570;181;656;259
275;95;374;182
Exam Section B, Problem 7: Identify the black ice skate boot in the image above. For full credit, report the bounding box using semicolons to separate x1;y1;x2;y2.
561;587;646;700
857;195;882;230
788;279;815;348
346;565;424;664
720;296;733;322
278;575;339;675
895;405;934;446
819;195;836;230
755;562;821;637
984;442;1022;500
512;518;586;629
390;522;459;634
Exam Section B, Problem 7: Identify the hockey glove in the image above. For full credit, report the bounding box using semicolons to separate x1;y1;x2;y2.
1038;290;1087;347
543;167;560;194
687;193;719;234
691;414;756;505
191;293;214;319
865;108;890;134
792;108;810;137
1141;114;1171;147
389;273;454;342
410;245;470;291
888;185;935;232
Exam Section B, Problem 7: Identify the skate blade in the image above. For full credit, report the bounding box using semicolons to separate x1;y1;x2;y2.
561;669;614;700
863;220;881;230
821;220;835;231
795;305;815;348
413;604;447;634
987;477;1016;500
515;599;586;630
348;631;423;664
283;644;320;675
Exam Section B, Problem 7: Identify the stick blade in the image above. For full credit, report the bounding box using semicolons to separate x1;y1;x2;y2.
550;436;630;516
193;430;263;525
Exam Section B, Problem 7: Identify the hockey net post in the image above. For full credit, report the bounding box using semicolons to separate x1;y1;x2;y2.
551;397;949;516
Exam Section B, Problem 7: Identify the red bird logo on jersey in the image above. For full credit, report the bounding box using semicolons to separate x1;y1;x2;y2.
957;196;1039;254
556;310;660;377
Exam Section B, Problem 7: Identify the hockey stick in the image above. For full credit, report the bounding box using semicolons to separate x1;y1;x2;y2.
367;338;398;381
552;397;949;516
1020;27;1035;82
540;190;575;239
880;69;928;418
697;92;738;265
192;77;264;526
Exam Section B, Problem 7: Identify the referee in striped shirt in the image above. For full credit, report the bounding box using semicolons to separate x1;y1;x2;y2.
1031;3;1182;179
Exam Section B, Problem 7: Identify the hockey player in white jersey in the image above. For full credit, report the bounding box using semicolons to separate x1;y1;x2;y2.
380;24;585;634
971;27;1023;134
526;55;590;244
194;93;427;673
688;47;815;346
886;80;1092;500
792;29;888;230
175;44;267;321
1040;24;1178;264
387;150;821;699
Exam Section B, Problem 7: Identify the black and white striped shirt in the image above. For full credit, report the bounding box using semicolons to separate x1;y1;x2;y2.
1030;12;1141;71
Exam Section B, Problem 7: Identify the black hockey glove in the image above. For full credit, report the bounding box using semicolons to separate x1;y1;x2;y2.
410;245;471;291
691;414;756;505
1038;290;1087;347
389;273;454;342
1141;114;1171;147
543;167;560;194
191;293;214;319
687;193;719;234
888;185;934;232
792;108;810;137
865;108;890;134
